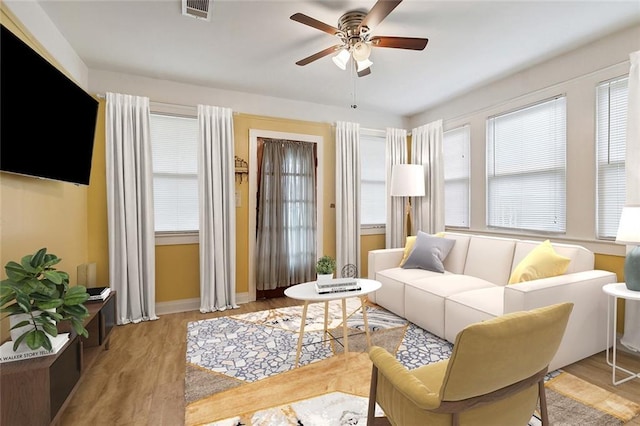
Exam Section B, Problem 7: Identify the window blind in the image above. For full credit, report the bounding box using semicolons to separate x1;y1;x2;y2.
596;76;628;239
487;96;567;233
150;113;199;232
360;131;386;226
443;125;470;228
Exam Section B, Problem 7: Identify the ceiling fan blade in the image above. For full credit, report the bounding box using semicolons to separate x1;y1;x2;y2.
295;45;343;66
357;67;372;78
370;36;429;50
290;13;342;37
359;0;403;31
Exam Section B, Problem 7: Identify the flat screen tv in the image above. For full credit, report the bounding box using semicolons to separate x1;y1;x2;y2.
1;24;99;186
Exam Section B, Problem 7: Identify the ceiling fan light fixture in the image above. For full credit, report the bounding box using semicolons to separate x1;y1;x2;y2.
352;41;372;61
332;48;351;70
356;58;373;72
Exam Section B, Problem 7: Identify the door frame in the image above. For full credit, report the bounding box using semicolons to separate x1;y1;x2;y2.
248;129;324;301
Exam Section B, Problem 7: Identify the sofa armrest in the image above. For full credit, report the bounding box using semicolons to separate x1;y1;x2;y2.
367;248;404;278
504;270;617;370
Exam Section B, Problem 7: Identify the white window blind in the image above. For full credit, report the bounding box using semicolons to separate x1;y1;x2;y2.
150;113;199;232
596;76;628;239
443;125;470;228
360;131;386;226
487;96;567;233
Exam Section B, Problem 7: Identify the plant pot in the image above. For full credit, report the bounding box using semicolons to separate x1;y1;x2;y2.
317;273;334;283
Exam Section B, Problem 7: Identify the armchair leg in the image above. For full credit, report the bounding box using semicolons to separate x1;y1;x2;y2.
368;364;379;426
538;379;549;425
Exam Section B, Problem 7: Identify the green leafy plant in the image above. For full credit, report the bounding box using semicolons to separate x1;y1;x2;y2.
316;255;336;275
0;248;90;351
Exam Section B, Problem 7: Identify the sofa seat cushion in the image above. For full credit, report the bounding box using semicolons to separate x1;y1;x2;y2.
444;287;505;342
403;274;497;339
373;268;452;317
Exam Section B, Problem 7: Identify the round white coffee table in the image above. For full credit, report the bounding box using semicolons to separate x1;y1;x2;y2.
284;278;382;367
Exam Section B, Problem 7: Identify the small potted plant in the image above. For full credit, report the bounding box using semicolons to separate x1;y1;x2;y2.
0;248;90;351
316;255;336;282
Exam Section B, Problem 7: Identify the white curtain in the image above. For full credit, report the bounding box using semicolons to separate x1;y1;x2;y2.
386;128;408;248
622;50;640;352
336;122;361;276
411;120;445;234
105;92;158;325
197;105;238;312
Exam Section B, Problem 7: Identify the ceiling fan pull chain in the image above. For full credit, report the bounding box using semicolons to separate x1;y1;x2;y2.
351;59;357;109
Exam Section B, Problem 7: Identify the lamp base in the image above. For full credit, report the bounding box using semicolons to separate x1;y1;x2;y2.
625;245;640;291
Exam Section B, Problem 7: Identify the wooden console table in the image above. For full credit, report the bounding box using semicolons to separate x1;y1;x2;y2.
0;291;116;425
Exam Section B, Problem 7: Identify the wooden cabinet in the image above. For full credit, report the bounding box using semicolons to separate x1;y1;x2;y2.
0;291;116;425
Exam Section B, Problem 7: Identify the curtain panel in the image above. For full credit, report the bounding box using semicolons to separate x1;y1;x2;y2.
411;120;445;235
385;128;408;248
105;92;158;325
255;140;317;290
197;105;238;312
336;122;361;276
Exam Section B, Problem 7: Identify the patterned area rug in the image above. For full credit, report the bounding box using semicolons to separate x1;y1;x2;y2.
185;300;640;426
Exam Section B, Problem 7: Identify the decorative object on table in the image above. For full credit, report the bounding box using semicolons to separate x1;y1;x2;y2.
616;205;640;291
341;263;358;278
0;248;90;351
390;164;425;238
314;278;361;294
316;255;336;282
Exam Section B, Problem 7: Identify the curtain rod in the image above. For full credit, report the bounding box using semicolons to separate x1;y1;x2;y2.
95;94;239;114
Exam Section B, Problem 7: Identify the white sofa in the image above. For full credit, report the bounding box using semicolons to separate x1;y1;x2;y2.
367;232;617;371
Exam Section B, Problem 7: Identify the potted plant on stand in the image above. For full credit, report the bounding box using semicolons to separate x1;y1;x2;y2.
0;248;90;352
316;255;336;283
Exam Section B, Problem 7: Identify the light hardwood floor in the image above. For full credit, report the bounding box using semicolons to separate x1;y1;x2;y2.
58;297;640;426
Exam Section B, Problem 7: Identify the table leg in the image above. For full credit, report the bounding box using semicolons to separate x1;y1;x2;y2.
295;301;309;368
361;296;372;348
342;298;348;354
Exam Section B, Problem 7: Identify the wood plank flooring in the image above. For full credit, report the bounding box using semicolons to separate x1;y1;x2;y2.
58;297;640;426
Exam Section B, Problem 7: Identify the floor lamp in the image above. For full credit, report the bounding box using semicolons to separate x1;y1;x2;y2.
390;164;425;238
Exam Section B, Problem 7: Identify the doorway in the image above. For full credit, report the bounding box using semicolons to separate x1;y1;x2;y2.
249;130;324;301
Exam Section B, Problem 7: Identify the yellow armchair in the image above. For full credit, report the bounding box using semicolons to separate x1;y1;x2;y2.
367;302;573;426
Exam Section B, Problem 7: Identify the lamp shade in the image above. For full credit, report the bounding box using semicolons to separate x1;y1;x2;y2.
390;164;425;197
332;49;350;70
616;205;640;244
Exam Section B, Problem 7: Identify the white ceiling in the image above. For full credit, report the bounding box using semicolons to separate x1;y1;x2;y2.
35;0;640;117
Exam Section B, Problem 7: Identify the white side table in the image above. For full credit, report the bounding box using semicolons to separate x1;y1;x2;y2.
602;283;640;385
284;279;382;367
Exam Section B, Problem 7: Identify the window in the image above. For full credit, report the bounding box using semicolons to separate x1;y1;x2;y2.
596;76;628;239
360;130;386;228
150;113;199;232
443;125;470;228
486;96;567;233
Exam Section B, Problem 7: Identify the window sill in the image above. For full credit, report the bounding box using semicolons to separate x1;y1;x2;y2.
155;232;199;246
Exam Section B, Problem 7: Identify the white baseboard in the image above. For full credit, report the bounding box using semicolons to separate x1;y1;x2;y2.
155;293;251;315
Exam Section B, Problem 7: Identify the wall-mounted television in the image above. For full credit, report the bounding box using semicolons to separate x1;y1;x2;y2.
1;24;99;186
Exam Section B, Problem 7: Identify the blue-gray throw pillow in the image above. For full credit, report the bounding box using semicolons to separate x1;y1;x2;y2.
401;231;456;273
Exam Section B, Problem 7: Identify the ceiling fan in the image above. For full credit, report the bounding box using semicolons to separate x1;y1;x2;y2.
290;0;428;77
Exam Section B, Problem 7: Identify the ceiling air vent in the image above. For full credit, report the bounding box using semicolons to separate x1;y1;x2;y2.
182;0;212;21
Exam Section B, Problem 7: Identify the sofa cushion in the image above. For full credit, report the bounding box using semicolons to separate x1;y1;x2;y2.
463;236;517;285
441;233;471;274
404;275;497;338
508;240;570;284
402;231;456;273
399;235;418;266
375;268;451;317
444;287;505;342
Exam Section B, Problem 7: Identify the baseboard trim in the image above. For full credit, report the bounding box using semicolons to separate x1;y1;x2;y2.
155;293;251;315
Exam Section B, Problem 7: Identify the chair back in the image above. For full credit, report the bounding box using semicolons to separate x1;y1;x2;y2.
440;302;573;402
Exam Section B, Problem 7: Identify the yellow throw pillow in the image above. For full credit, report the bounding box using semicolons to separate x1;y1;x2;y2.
398;232;446;267
399;236;417;266
508;240;571;284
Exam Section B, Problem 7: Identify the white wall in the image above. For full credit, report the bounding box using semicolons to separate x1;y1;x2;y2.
409;24;640;256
